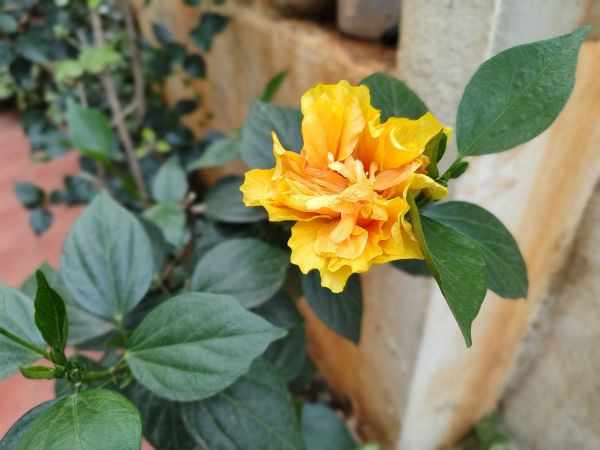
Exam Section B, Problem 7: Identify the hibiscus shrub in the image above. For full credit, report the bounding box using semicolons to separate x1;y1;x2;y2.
0;26;589;449
2;0;229;234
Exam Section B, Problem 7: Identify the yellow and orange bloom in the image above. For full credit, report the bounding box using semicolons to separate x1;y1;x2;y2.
241;81;450;293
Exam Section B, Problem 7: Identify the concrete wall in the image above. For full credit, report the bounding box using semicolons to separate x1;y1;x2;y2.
501;181;600;450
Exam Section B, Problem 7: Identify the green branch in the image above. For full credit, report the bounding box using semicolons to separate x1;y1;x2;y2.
407;191;439;279
0;327;49;359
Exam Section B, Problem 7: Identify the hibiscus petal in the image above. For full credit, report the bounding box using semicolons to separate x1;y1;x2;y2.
301;81;372;167
240;168;275;206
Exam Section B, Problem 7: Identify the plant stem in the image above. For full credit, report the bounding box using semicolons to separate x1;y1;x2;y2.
407;191;439;279
90;7;150;205
80;360;126;382
119;0;146;119
0;327;49;358
75;81;88;107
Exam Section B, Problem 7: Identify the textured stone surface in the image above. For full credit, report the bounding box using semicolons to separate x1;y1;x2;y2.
501;181;600;450
399;40;600;450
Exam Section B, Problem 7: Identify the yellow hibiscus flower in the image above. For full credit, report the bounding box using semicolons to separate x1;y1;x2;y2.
241;80;449;293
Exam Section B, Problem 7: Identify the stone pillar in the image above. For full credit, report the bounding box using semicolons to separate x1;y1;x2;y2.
396;1;600;448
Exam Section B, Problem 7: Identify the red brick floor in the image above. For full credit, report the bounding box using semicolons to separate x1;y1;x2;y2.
0;113;153;449
0;112;82;435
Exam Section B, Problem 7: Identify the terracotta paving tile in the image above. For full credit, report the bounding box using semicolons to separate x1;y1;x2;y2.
0;112;81;436
0;113;154;449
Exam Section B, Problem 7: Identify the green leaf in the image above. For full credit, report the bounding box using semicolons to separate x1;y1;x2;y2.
15;34;49;63
143;202;186;248
183;54;206;78
125;383;197;450
152;23;172;45
14;182;44;208
0;286;44;379
0;14;18;34
0;399;58;450
21;263;113;346
18;389;142;450
439;159;469;184
55;59;84;83
300;272;363;344
264;325;306;383
78;46;121;74
260;69;289;102
390;259;431;277
34;270;68;354
137;217;169;276
151;156;189;203
252;290;302;331
61;192;154;320
19;365;56;380
422;130;447;178
0;42;15;68
361;72;428;121
301;403;356;450
125;292;285;401
204;176;267;223
241;101;303;169
423;201;527;299
28;208;53;236
457;26;590;156
181;358;304;450
419;215;487;346
65;100;113;161
190;12;229;51
191;238;289;308
187;138;240;169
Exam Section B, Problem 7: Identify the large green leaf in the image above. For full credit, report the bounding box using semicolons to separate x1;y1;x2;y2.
65;100;113;161
457;26;590;156
419;215;487;346
252;290;302;331
181;358;305;450
33;271;67;354
125;383;198;450
0;286;44;379
301;403;356;450
264;325;306;383
125;293;285;401
300;272;363;344
361;72;428;121
0;399;58;450
204;176;267;223
423;201;527;299
187;138;240;170
151;156;188;204
143;202;186;249
241;101;303;169
21;263;113;346
18;389;141;450
191;238;289;308
137;216;169;276
61;192;154;320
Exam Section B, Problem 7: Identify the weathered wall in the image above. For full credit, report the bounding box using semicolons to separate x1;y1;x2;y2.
500;181;600;450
